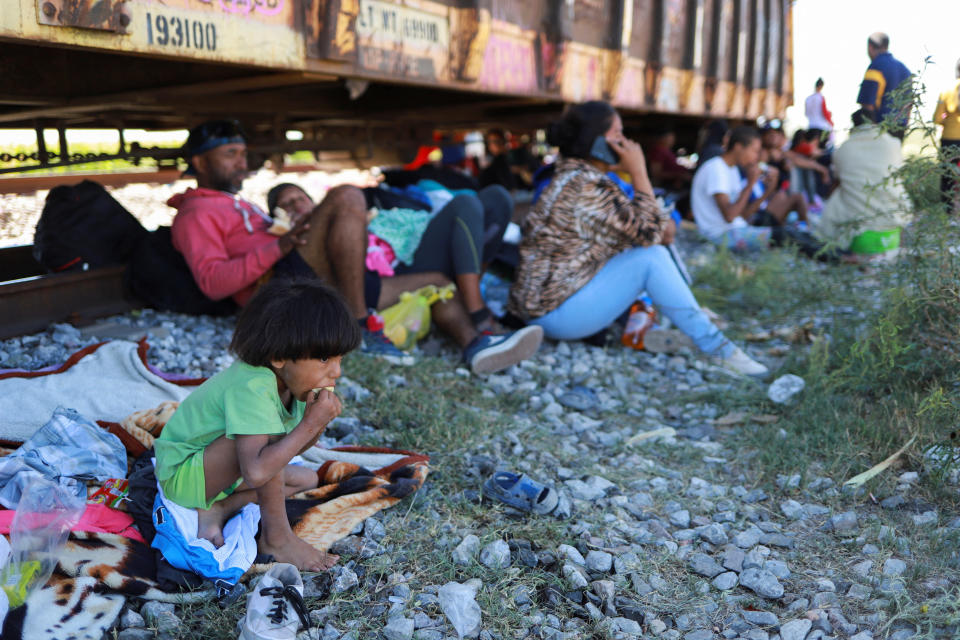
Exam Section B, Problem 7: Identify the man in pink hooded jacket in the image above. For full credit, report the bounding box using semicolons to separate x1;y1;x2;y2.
169;120;543;374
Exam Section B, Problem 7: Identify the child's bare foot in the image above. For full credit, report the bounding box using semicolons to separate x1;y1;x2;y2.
260;533;339;572
196;503;229;547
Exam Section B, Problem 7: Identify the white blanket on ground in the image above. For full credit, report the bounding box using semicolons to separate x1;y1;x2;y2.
0;341;192;442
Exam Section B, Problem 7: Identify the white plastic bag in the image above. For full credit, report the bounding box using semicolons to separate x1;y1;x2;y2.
0;477;84;607
438;580;482;639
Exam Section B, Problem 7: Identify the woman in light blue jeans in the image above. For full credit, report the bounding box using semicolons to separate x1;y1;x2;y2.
509;101;768;377
530;245;733;357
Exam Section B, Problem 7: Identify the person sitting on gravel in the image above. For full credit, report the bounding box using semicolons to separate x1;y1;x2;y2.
170;120;541;374
814;109;910;257
153;278;356;571
266;181;510;334
691;126;842;260
507;101;768;377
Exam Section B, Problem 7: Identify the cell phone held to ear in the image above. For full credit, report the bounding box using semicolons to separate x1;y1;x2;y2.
589;136;620;165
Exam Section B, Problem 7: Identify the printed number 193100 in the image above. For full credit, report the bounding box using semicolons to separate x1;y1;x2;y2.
146;12;217;51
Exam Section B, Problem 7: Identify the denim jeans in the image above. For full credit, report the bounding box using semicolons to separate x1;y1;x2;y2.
530;245;734;357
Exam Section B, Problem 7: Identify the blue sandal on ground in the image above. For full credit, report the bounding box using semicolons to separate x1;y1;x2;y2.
483;471;559;515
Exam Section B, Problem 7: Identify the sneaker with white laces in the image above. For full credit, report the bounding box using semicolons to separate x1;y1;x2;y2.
464;325;544;375
238;563;311;640
361;326;414;366
716;346;769;378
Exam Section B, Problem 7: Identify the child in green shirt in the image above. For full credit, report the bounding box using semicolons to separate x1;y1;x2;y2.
154;278;361;572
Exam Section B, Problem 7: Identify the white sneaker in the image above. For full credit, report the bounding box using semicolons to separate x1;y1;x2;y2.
239;563;310;640
717;347;769;378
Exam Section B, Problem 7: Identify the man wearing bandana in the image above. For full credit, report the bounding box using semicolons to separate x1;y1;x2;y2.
168;120;408;361
168;120;543;373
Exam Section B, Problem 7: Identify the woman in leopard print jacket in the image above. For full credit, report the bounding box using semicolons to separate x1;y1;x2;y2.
507;101;767;377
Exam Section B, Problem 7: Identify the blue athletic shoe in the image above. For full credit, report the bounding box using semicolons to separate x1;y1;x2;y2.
463;325;543;375
361;326;414;366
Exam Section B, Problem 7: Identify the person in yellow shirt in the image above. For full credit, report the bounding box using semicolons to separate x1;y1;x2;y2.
934;58;960;211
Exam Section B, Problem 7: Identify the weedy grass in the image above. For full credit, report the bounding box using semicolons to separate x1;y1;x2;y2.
116;71;960;640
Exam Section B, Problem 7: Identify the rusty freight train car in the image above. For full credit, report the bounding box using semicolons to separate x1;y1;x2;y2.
0;0;793;167
0;0;792;336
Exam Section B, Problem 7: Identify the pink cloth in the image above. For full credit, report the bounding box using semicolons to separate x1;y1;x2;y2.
365;234;396;277
0;503;145;543
169;188;284;306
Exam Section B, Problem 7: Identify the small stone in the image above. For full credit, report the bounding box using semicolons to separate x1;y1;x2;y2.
140;602;174;626
763;560;791;579
722;546;745;572
669;510;691;528
883;558;907;577
739;567;784;599
741;610;778;626
811;591;839;608
848;583;872;600
383;616;415;640
852;560;873;577
152;612;181;636
688;552;725;578
513;585;534;608
781;499;805;520
768;374;805;403
557;544;586;565
120;609;146;629
699;523;729;545
332;567;359;592
591;579;616;607
712;571;738;590
684;630;714;640
912;511;938;527
881;494;906;510
760;533;794;549
516;547;538;568
648;619;668;635
733;527;762;548
779;619;813;640
584;602;603;621
452;535;480;566
564;475;616;500
585;550;613;573
743;547;767;570
562;563;589;589
364;518;386;541
118;630;154;640
479;540;511;569
862;543;880;555
828;511;858;532
814;578;836;592
850;633;874;640
613;617;643;635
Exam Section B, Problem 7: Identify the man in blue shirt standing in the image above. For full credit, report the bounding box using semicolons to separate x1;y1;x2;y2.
857;32;912;140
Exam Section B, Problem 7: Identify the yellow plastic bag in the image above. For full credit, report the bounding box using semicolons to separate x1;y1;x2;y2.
381;283;456;350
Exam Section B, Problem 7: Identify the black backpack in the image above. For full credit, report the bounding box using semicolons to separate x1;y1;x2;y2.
33;180;148;272
124;227;237;316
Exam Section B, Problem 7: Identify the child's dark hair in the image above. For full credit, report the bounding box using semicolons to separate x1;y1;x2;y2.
230;278;361;366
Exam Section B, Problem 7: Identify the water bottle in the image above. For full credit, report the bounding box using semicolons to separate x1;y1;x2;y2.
621;297;656;350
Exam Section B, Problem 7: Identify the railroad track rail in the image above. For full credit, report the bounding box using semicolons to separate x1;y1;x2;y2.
0;245;134;339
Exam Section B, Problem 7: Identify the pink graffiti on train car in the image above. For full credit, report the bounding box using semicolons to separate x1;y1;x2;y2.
478;33;538;93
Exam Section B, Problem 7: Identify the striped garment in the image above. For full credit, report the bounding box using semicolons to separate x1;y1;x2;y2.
508;157;668;320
